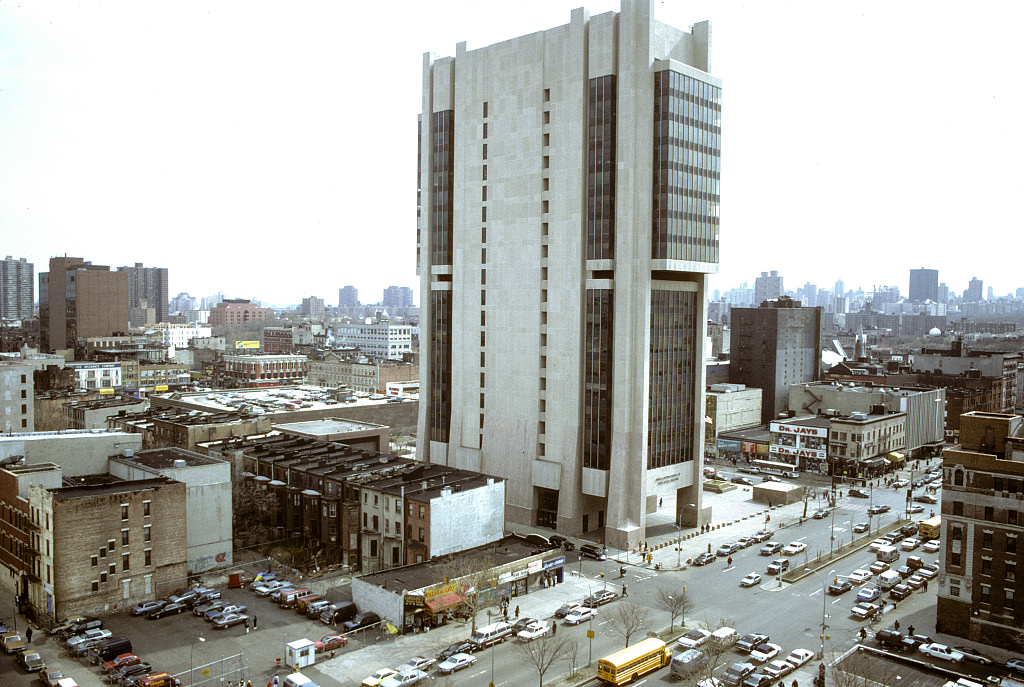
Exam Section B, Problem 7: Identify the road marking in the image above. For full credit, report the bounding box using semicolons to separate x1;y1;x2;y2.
810;588;821;597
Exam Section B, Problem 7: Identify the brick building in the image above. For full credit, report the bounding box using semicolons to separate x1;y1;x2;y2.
937;411;1024;650
221;353;308;387
208;299;271;327
39;257;129;354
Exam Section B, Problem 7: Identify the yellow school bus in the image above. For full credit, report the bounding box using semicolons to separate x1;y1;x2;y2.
597;637;671;685
919;515;941;539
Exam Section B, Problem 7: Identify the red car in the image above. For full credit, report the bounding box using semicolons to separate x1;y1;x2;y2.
314;635;348;652
101;653;141;673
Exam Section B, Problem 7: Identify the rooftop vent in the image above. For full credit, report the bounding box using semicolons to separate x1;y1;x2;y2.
173;459;187;468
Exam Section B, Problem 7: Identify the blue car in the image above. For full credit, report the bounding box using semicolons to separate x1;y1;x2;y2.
856;586;881;603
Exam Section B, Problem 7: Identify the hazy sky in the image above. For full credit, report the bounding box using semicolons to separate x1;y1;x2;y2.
2;1;1022;307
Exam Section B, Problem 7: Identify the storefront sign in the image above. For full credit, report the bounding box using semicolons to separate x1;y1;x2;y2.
773;445;826;459
528;560;543;574
498;569;529;584
543;556;565;570
405;593;425;607
424;581;461;600
717;439;741;451
772;423;827;437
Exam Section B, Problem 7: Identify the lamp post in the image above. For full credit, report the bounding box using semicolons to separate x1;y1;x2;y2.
674;523;682;568
190;636;206;686
578;572;594;666
804;568;836;659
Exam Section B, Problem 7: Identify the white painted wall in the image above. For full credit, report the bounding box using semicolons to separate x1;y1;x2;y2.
429;479;504;558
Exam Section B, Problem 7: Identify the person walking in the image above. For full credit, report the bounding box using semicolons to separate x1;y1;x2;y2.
245;619;250;634
552;621;557;636
515;605;520;619
253;616;258;630
894;619;900;630
26;627;32;643
622;584;628;597
909;624;915;636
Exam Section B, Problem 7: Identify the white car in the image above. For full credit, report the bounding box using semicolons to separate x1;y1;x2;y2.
67;628;111;649
677;628;711;648
781;541;807;555
919;643;964;663
517;622;551;641
922;539;940;553
850;602;880;619
436;653;476;674
253;580;289;596
892;479;909;488
564;607;597;625
749;643;782;663
868;539;889;552
848;569;872;585
900;538;921;551
763;659;795;678
783;649;814;670
740;573;762;588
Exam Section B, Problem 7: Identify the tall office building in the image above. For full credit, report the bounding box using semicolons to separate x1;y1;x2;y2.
417;0;719;546
118;262;169;323
909;267;939;302
339;286;359;308
754;270;784;304
39;257;129;353
300;296;325;320
0;256;34;320
965;277;984;302
730;298;823;425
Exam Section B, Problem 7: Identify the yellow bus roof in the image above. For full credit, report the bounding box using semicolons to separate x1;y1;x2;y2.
599;638;666;666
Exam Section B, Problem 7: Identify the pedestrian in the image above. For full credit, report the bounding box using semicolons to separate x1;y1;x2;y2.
253;616;258;630
659;498;663;508
552;621;557;636
727;556;732;566
247;681;253;687
245;619;250;634
894;619;899;630
26;627;32;643
792;680;798;687
922;579;928;591
622;584;628;597
515;605;520;619
909;624;915;636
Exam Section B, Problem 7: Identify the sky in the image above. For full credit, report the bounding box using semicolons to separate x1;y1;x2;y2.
2;1;1023;308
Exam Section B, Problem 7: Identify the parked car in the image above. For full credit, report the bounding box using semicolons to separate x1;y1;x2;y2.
438;641;474;661
379;670;430;687
889;584;913;601
564;607;597;625
549;535;575;551
849;489;870;498
717;542;742;556
148;602;187;619
720;661;756;687
867;504;891;515
193;601;225;617
847;569;872;585
918;643;963;663
2;632;26;654
917;566;938;580
39;668;65;687
314;635;348;652
19;650;46;671
856;586;881;602
922;540;940;553
517;622;551;641
900;538;921;551
579;544;607;560
205;604;248;622
850;602;881;620
362;669;398;687
693;552;717;566
253;580;289;596
783;649;813;670
759;542;783;556
731;477;755;486
306;600;333;618
766;559;789;576
1006;658;1024;676
436;653;477;674
737;536;757;548
869;561;890;575
905;575;926;590
749;643;781;663
900;634;933;652
343;612;381;632
112;662;154;685
781;542;806;556
212;613;249;629
907;504;925;514
130;600;167;616
892;479;909;488
763;659;795;678
853;522;870;533
582;590;617;607
678;629;712;649
913;494;938;504
101;653;141;673
396;656;435;673
875;629;905;651
752;529;773;542
67;628;111;650
812;509;830;519
736;633;769;653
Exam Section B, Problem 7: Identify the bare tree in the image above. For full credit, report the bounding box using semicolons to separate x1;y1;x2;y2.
513;634;574;687
564;637;583;678
605;602;650;648
828;647;902;687
433;552;497;633
671;615;737;687
232;479;279;553
654;586;691;631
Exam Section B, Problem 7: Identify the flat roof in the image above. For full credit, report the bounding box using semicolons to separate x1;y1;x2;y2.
53;476;182;499
163;386;397;414
121;448;222;469
275;418;386;436
772;415;833;429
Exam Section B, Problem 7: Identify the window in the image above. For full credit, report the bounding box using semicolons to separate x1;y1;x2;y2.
1008;562;1016;581
109;563;116;576
92;581;99;592
109;538;116;551
91;555;98;567
985;506;994;521
121;529;130;546
143;501;151;517
373;494;378;506
1007;589;1015;609
1009;535;1018;554
418;527;425;542
372;515;379;531
982;557;993;575
395;522;401;535
144;549;152;567
419;505;426;518
954;469;964;486
122;553;130;571
101;573;107;584
983;531;994;549
950;582;960;597
100;547;107;558
981;585;991;604
953;501;964;516
144;525;152;543
363;513;367;527
121;504;129;520
952;551;962;567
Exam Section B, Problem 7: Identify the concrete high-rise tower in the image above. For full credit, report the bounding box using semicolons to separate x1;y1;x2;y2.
0;256;34;320
754;271;784;304
39;257;128;353
909;268;939;302
118;262;169;324
417;0;719;547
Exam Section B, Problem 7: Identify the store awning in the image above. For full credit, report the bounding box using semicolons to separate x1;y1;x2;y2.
886;452;906;463
425;592;465;612
859;457;887;466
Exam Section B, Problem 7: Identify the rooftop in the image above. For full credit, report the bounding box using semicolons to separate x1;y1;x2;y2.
53;476;179;500
120;448;222;469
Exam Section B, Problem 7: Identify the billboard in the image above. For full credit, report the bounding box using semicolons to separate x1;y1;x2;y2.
235;340;260;349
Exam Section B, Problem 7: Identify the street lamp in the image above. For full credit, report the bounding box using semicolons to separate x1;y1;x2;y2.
674;523;682;568
190;636;206;686
804;568;836;659
577;572;595;666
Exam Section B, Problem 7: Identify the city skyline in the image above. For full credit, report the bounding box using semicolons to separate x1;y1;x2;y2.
2;1;1023;304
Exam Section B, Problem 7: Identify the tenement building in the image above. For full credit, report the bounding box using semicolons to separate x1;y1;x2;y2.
417;0;720;547
937;411;1024;649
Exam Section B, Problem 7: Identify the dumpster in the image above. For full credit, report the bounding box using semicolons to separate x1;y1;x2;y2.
228;571;248;589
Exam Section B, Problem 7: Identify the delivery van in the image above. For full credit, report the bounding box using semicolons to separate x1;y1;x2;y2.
878;570;902;591
876;545;900;563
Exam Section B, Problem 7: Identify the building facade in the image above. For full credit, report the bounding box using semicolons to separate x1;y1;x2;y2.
221;353;308;388
0;359;34;432
208;299;272;327
0;256;34;320
332;319;414;362
937;411;1024;650
754;270;784;305
909;267;939;302
730;297;823;425
417;0;719;546
118;263;169;324
339;286;359;308
300;296;325;320
150;323;213;349
827;409;907;481
39;257;130;353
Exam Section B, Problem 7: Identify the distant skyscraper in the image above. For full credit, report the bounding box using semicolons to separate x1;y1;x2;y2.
339;285;359;308
730;297;823;424
118;262;169;323
938;283;949;304
987;286;995;301
834;279;845;298
418;0;719;546
754;271;783;304
383;286;415;309
300;296;325;320
40;257;129;352
965;277;983;302
909;267;939;302
0;256;34;320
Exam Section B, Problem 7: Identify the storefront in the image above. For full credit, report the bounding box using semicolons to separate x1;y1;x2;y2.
497;555;565;600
